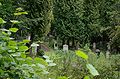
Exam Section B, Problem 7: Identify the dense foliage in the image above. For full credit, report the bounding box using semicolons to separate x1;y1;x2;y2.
47;50;120;79
0;0;120;79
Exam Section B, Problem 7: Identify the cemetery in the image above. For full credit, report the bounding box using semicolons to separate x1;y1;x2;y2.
0;0;120;79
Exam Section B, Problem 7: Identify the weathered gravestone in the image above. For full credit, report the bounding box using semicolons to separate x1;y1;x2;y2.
95;49;100;58
106;43;110;58
93;42;96;53
63;44;68;52
31;43;39;58
54;41;58;50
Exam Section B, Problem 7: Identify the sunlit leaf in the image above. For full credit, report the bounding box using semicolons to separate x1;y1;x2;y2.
8;41;17;46
84;76;90;79
43;55;49;59
42;70;49;74
0;3;1;6
34;57;48;66
27;57;33;60
16;7;23;11
0;18;6;24
0;29;9;32
76;50;88;60
8;46;17;50
10;20;20;24
86;64;99;76
48;63;56;66
57;76;68;79
21;53;26;58
14;12;21;16
9;28;18;32
21;12;28;15
14;12;28;16
46;59;53;63
37;63;46;69
18;46;28;51
2;31;9;35
22;40;30;43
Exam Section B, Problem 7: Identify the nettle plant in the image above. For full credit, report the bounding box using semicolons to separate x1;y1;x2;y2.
0;14;55;79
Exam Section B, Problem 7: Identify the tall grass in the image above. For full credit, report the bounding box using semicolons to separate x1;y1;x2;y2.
46;50;120;79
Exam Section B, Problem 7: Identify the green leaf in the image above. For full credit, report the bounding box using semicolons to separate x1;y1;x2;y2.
18;46;28;51
16;7;23;11
42;70;49;74
9;28;18;32
37;63;46;69
43;55;49;59
57;76;68;79
8;46;17;50
26;57;33;65
34;57;48;66
86;64;99;76
2;31;9;35
14;12;28;16
22;40;30;43
8;41;17;46
45;59;53;63
27;57;33;60
0;18;6;24
21;53;26;58
14;12;21;16
10;20;20;24
4;62;9;67
21;12;28;15
0;3;1;5
76;50;88;60
48;63;56;66
84;76;90;79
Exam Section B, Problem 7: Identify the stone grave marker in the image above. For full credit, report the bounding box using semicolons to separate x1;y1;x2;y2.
63;44;68;52
106;43;110;58
31;43;39;58
54;41;58;50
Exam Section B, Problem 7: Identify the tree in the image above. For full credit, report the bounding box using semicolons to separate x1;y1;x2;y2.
19;0;54;42
52;0;86;48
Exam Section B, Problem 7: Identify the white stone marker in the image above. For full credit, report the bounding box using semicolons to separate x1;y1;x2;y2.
106;50;110;59
63;44;68;52
31;43;39;57
106;43;110;58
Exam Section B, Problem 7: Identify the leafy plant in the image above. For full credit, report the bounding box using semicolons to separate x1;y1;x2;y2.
0;17;56;79
75;50;99;78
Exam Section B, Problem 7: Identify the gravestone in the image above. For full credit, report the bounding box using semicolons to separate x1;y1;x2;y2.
106;43;110;58
93;42;96;52
54;41;58;50
95;49;100;58
106;50;110;58
63;44;68;52
31;43;39;58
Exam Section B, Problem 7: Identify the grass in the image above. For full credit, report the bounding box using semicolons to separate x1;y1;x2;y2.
45;50;120;79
